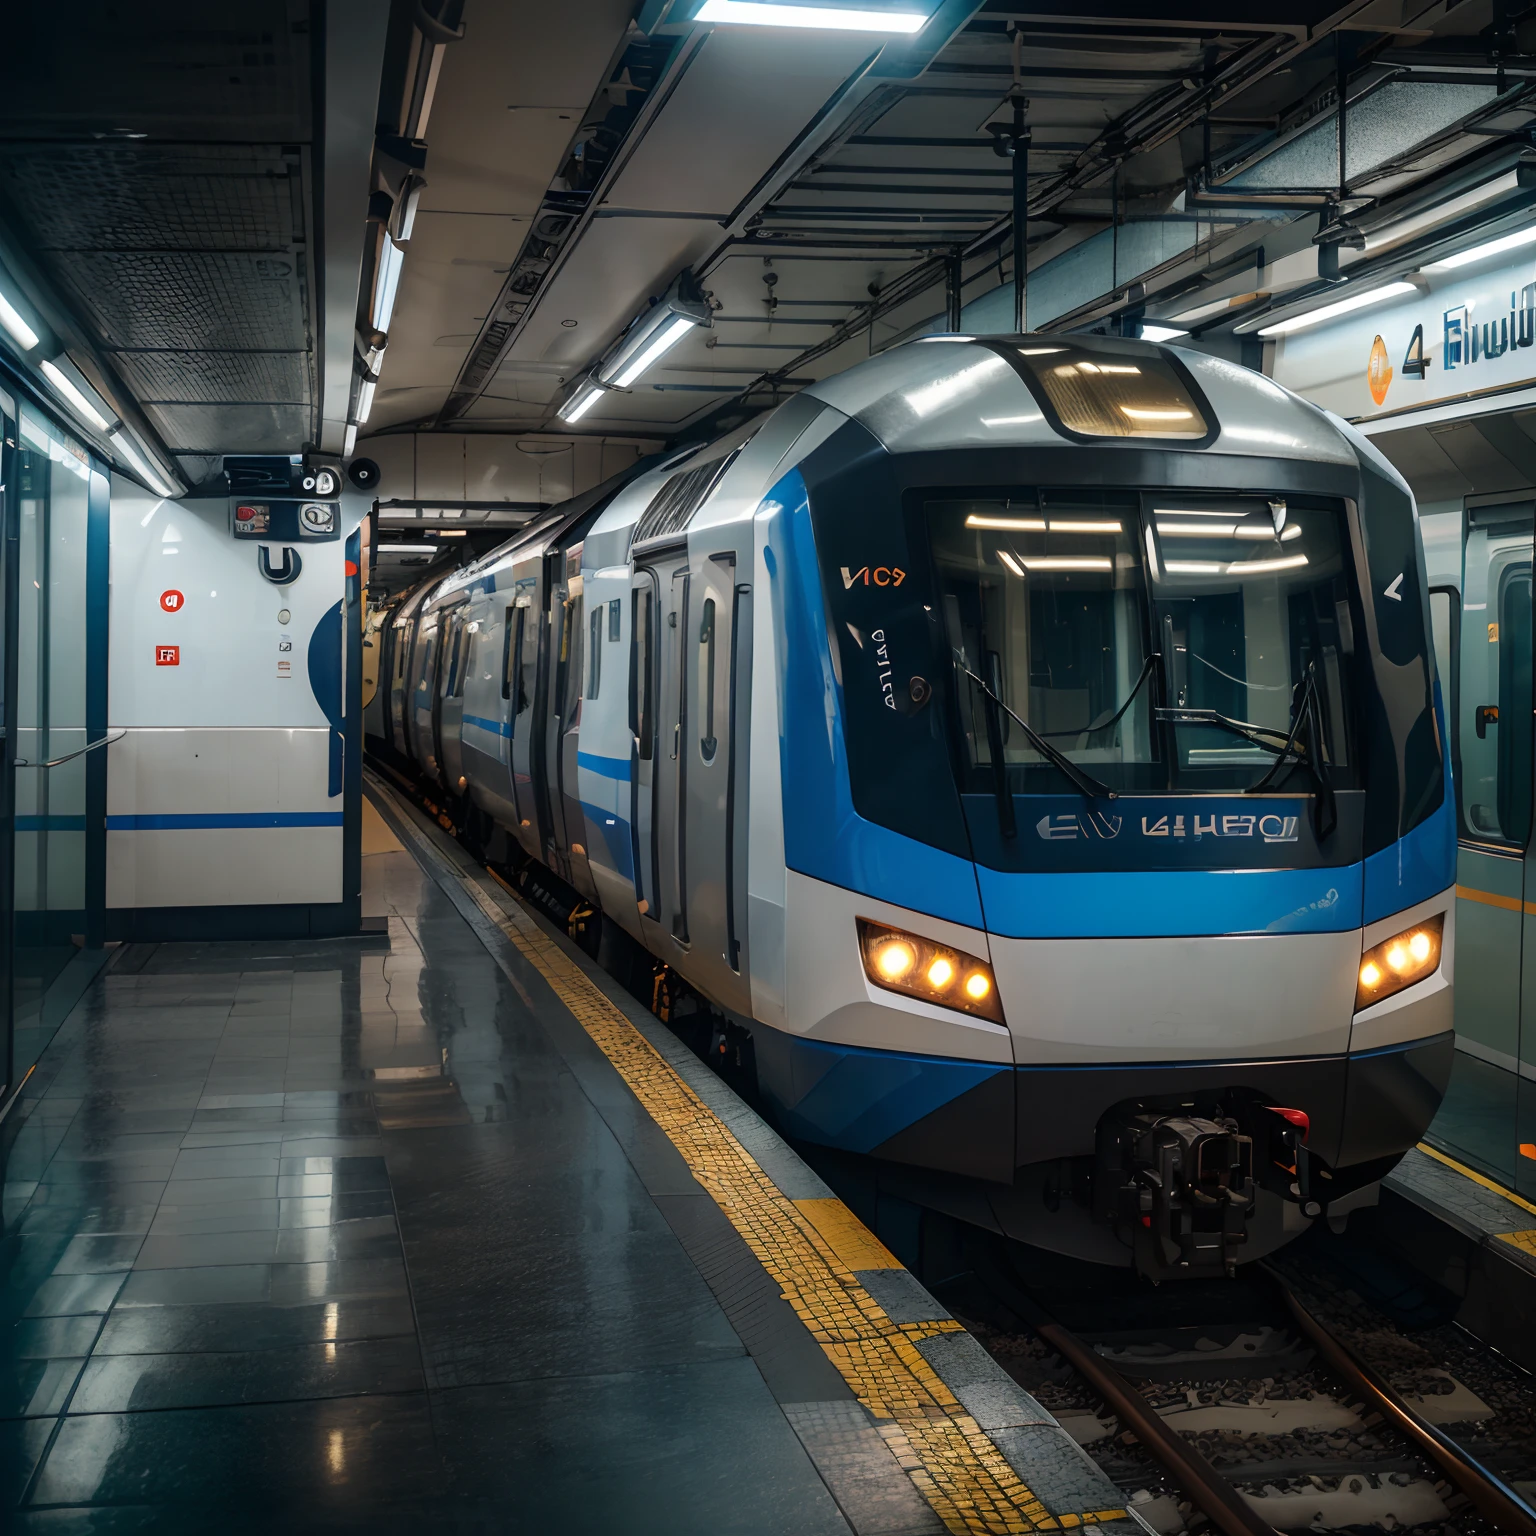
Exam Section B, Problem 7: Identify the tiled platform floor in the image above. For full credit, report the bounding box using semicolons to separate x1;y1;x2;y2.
0;811;856;1532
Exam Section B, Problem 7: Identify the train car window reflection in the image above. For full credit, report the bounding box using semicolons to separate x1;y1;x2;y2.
700;597;717;760
1460;510;1533;846
500;606;515;700
930;491;1159;795
588;604;602;699
1428;586;1463;837
1145;496;1357;792
510;608;529;714
633;588;654;759
608;597;621;642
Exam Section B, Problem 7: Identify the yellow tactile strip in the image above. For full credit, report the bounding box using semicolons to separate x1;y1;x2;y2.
460;872;1125;1536
1415;1144;1536;1258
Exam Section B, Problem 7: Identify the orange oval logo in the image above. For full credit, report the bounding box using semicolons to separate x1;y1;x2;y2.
1368;334;1393;406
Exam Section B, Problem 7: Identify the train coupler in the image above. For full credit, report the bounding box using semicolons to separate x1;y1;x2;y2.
1097;1109;1256;1281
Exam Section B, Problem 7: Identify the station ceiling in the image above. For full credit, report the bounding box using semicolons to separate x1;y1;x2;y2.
0;0;1533;483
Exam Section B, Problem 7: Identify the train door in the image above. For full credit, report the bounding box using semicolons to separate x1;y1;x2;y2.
1447;501;1534;1188
555;552;596;901
630;569;661;932
410;616;439;773
653;560;691;952
439;609;468;795
677;542;753;1014
539;553;577;880
507;556;542;857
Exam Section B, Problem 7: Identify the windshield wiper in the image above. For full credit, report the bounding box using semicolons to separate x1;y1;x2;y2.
1154;705;1305;761
1249;663;1337;837
1040;652;1160;741
956;659;1116;805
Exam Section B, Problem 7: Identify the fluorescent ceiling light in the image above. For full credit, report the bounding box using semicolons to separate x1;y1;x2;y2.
609;313;696;388
1159;522;1237;537
40;359;111;432
379;544;438;553
1256;281;1416;338
695;0;928;32
1048;520;1122;533
1164;561;1225;574
1232;553;1308;575
966;514;1044;530
1017;557;1112;571
558;383;606;423
110;431;173;498
996;549;1025;577
1120;406;1193;421
1140;324;1188;343
1426;224;1536;272
0;290;39;350
980;413;1044;427
371;237;405;334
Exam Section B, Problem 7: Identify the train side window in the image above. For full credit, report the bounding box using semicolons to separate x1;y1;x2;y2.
633;588;654;759
1461;506;1534;847
588;604;602;699
699;597;717;760
1429;586;1462;836
609;598;621;642
500;607;515;700
510;607;529;714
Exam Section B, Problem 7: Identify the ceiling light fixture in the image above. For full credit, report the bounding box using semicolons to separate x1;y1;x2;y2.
0;289;40;351
608;313;697;388
372;237;406;335
1256;280;1416;337
595;272;712;392
1426;224;1536;272
40;359;111;432
557;382;606;424
694;0;929;32
108;430;174;498
1139;324;1188;343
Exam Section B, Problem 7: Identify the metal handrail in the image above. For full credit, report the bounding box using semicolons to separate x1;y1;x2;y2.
14;730;126;769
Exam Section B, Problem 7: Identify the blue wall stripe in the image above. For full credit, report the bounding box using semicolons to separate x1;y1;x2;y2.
463;713;512;738
107;813;345;831
577;751;632;782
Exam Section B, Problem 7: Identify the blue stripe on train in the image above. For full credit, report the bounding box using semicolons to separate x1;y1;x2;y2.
462;714;511;738
577;751;632;782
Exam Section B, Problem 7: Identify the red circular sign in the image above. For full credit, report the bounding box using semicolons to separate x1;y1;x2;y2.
160;589;184;613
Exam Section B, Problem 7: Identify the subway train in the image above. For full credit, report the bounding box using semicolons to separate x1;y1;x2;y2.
367;334;1455;1279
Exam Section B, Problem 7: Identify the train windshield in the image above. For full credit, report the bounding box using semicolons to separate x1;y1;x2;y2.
928;490;1359;795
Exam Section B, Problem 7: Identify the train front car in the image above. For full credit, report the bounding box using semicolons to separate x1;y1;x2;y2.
758;334;1454;1280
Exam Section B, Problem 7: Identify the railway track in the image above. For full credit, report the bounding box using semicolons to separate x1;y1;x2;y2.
948;1235;1536;1536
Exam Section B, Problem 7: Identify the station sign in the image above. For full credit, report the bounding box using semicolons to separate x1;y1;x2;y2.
1269;243;1536;423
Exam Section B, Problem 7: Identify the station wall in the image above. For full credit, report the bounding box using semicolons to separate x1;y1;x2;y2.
106;476;368;939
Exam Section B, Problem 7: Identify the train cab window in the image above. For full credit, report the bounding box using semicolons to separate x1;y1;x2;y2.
699;597;717;761
1009;342;1209;441
1461;504;1534;847
930;490;1161;793
1144;495;1357;792
588;605;602;699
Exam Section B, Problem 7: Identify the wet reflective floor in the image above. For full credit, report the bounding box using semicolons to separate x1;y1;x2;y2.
0;811;849;1533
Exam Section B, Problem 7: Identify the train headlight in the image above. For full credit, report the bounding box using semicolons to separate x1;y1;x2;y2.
1356;914;1443;1011
857;918;1003;1024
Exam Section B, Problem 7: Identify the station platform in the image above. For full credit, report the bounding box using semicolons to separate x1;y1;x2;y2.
0;777;1136;1534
